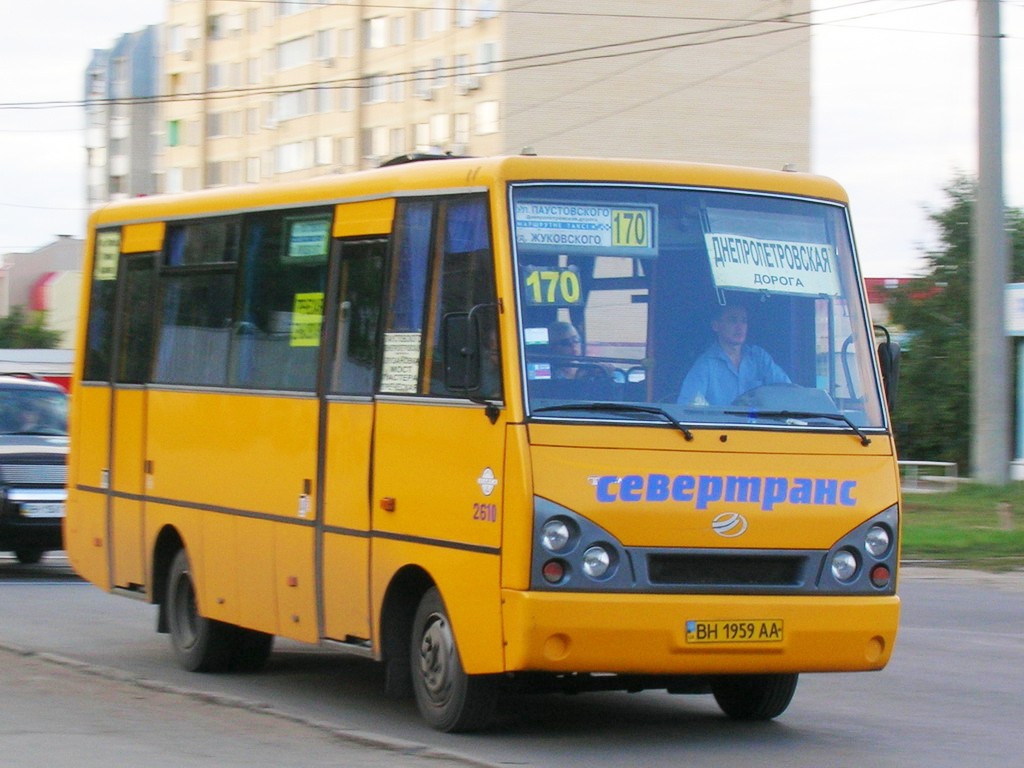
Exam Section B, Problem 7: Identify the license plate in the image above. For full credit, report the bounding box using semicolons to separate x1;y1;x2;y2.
686;619;784;644
20;502;65;518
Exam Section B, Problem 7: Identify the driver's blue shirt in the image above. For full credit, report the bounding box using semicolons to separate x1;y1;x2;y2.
677;343;790;406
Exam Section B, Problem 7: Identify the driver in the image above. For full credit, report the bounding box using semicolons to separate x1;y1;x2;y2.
677;304;789;406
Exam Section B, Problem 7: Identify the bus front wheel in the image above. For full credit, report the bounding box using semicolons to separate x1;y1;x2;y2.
711;673;799;720
166;549;237;672
410;587;498;732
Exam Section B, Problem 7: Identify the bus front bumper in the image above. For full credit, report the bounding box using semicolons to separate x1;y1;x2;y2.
500;589;900;675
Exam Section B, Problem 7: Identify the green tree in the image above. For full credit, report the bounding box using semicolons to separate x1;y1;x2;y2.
0;306;62;349
887;175;1024;470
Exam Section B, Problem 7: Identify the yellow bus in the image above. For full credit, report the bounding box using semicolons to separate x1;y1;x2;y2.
66;154;901;731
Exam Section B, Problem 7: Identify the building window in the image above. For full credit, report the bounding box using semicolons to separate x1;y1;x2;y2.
277;89;312;121
207;112;224;138
316;85;334;112
207;14;227;40
478;41;497;74
339;28;354;57
247;57;261;85
277;36;312;70
276;141;313;173
413;67;430;99
456;0;474;28
432;57;445;89
455;54;470;88
316;29;333;60
390;127;406;156
392;16;406;46
433;0;448;33
454;113;470;145
316;136;333;165
479;0;498;19
167;120;182;147
206;161;224;186
364;16;388;49
475;101;499;135
363;74;387;104
415;122;430;150
246;157;260;183
414;10;428;40
166;167;184;194
430;114;450;146
390;74;404;103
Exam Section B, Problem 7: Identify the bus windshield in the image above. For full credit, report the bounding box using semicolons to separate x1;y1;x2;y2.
511;183;886;431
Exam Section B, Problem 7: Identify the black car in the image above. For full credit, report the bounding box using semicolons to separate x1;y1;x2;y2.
0;375;68;564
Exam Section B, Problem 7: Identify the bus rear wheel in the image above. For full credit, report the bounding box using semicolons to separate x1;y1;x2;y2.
711;673;798;721
410;587;498;732
166;549;237;672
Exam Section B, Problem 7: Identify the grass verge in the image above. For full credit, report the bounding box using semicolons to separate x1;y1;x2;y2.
902;483;1024;571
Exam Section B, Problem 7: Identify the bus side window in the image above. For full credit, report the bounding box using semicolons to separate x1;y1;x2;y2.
330;239;386;396
83;229;122;382
378;201;433;396
377;195;498;399
229;209;331;392
426;197;499;399
153;218;240;387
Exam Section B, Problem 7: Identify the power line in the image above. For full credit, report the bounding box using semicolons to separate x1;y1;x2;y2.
0;0;961;112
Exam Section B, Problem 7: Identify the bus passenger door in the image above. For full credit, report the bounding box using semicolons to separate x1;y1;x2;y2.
319;229;389;642
108;247;159;590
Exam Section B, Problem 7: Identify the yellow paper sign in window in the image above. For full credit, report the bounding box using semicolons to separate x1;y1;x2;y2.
290;292;324;347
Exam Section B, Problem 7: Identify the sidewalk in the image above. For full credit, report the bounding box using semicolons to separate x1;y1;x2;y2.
0;644;490;768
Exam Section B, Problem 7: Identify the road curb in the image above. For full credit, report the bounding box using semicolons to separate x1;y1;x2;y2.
0;640;502;768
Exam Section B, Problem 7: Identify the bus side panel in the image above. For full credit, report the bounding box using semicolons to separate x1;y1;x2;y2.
236;516;279;634
144;501;202;603
110;388;147;589
372;539;503;674
370;401;506;673
321;401;374;641
200;511;238;625
65;384;112;590
499;424;534;591
275;523;318;642
145;390;319;639
322;533;370;640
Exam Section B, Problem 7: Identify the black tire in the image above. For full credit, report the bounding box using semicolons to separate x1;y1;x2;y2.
712;673;799;721
165;549;237;672
410;587;498;732
14;548;43;565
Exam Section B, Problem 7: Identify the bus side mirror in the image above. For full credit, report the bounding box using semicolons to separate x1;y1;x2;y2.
877;339;901;411
442;312;480;393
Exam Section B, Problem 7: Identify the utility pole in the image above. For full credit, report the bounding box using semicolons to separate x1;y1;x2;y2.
972;0;1011;484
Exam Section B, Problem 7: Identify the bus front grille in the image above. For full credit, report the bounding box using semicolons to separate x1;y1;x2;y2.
646;553;808;588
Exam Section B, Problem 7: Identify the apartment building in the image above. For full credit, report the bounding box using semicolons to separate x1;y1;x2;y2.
154;0;810;192
85;25;162;205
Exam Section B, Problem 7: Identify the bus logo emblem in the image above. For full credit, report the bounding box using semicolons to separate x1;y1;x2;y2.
477;467;499;497
711;512;748;538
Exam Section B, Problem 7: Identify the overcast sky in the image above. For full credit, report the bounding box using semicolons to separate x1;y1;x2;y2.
0;0;1020;278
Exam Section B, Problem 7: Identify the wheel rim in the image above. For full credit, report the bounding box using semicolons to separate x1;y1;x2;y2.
171;570;199;650
417;611;455;705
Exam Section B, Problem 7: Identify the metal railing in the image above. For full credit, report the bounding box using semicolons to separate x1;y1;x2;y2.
898;460;961;493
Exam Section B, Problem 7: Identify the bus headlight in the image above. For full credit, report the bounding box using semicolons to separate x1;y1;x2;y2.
864;525;892;558
541;519;572;552
830;549;859;582
581;546;612;579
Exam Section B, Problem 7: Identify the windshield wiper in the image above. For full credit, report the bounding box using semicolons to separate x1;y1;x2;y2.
532;402;694;441
724;409;872;447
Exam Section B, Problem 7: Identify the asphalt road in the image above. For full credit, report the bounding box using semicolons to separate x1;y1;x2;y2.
1;554;1022;767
